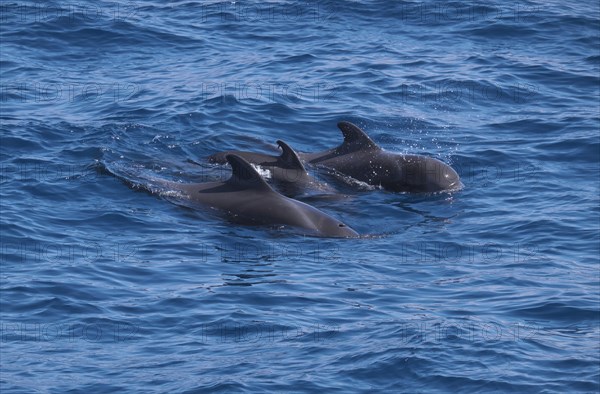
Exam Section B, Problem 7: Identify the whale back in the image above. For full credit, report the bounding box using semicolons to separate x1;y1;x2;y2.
224;154;357;236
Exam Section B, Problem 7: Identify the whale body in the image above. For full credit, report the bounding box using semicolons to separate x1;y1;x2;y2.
158;154;358;237
298;121;462;193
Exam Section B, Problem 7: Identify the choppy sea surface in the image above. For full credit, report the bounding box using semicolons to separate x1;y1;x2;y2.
1;1;599;392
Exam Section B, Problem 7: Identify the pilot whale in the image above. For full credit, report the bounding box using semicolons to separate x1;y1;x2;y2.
208;140;333;196
156;154;358;237
297;121;462;193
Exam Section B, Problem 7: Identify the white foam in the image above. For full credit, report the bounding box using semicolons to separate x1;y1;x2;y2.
251;164;272;179
160;190;187;199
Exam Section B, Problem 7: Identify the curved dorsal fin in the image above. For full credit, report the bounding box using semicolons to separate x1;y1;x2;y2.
337;121;379;150
277;140;307;172
226;154;273;191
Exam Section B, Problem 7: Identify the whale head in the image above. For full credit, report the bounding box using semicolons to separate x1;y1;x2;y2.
433;162;462;192
296;202;359;238
315;216;359;238
386;155;462;193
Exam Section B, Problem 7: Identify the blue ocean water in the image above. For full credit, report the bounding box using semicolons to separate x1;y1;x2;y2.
1;0;599;392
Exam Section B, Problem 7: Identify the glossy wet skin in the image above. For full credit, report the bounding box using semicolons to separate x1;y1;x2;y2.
308;150;461;193
385;154;462;193
158;155;358;237
298;121;462;193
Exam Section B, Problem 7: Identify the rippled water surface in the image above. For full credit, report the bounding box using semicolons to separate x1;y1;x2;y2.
1;1;599;392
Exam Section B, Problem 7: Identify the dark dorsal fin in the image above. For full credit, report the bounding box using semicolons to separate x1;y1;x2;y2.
337;121;379;150
226;154;273;191
277;140;307;172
